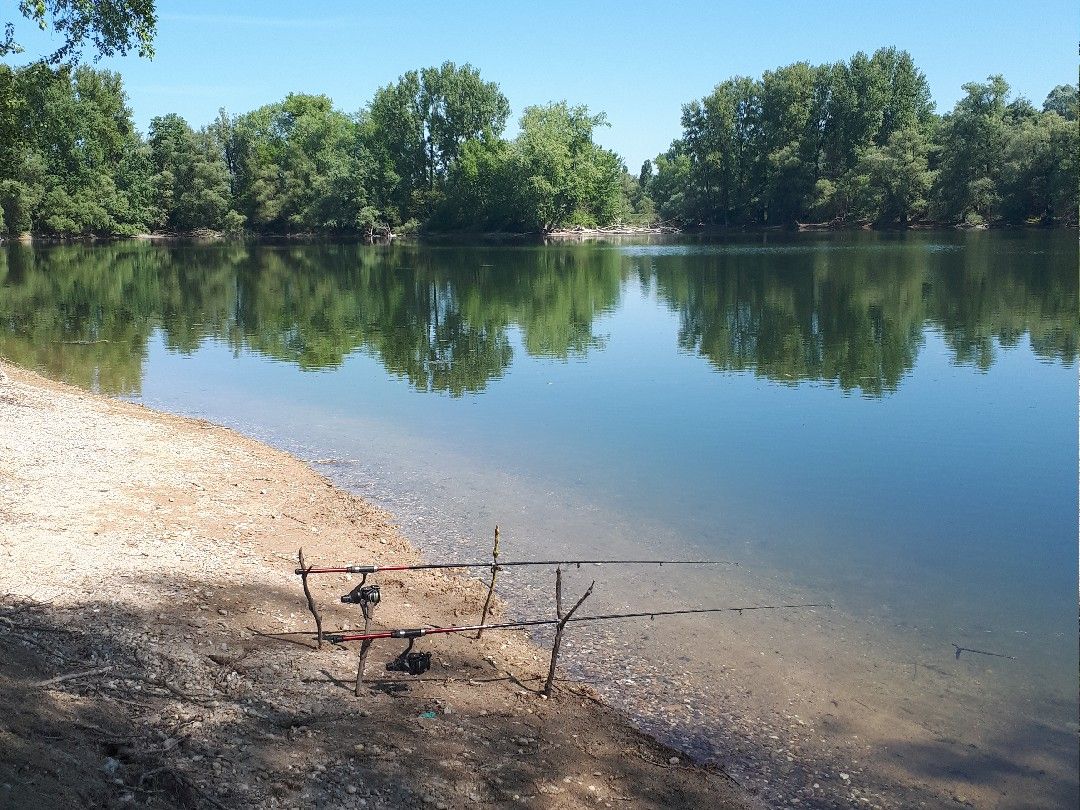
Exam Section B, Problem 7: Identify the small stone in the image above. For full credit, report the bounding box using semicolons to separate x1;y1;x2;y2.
346;786;358;795
218;609;227;616
668;757;680;765
840;773;850;781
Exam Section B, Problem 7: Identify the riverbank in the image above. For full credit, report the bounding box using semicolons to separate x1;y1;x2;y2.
0;360;748;809
1;219;1073;247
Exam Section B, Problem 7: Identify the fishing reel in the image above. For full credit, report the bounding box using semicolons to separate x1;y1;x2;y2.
341;583;381;621
385;637;431;676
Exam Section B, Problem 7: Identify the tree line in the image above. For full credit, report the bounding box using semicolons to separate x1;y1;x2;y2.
0;51;1075;238
648;48;1078;228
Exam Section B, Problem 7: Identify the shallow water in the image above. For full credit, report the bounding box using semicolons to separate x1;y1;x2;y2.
2;232;1076;806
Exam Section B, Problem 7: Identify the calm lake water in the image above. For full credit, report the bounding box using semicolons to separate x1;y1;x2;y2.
2;232;1077;806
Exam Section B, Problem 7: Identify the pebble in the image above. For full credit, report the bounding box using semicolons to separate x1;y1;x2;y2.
668;757;680;765
346;785;358;795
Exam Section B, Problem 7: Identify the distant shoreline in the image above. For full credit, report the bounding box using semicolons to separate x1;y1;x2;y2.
0;219;1072;246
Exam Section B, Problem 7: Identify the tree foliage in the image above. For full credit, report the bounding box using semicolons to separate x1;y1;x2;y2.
228;94;369;232
2;0;156;64
0;54;1075;238
364;61;510;224
147;113;238;232
650;51;1076;228
0;63;152;236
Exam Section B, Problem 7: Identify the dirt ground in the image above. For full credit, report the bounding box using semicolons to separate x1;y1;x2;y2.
0;360;751;810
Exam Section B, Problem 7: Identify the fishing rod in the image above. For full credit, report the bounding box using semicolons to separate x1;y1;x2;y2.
327;602;829;644
295;558;738;576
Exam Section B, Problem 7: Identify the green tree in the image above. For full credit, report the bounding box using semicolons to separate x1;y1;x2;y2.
0;63;150;236
862;127;935;224
999;109;1079;224
932;76;1011;224
649;48;935;228
229;94;370;233
1042;83;1078;120
2;0;156;63
148;113;238;232
364;62;510;223
510;102;626;230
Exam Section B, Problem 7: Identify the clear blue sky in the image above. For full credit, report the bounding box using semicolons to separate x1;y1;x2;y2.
6;0;1077;168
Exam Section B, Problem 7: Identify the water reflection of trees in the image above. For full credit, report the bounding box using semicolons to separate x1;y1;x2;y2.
0;243;625;396
647;233;1077;395
0;235;1074;398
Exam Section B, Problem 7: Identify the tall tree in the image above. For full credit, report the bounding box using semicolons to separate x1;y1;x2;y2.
0;63;150;236
1041;83;1078;120
511;102;626;230
364;62;510;223
229;94;371;233
932;76;1011;224
147;113;239;232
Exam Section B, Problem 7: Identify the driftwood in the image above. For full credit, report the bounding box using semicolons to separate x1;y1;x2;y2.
34;665;114;687
544;568;594;697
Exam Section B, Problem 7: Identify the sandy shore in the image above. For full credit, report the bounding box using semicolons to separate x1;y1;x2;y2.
0;360;748;809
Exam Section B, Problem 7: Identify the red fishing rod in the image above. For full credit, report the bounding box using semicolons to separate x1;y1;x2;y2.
326;602;829;644
296;558;738;575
